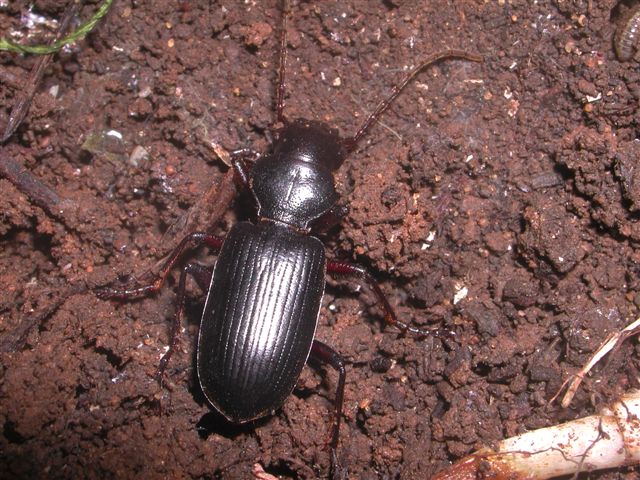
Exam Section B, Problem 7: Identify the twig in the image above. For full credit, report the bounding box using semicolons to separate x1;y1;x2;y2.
0;146;78;219
550;316;640;408
148;168;236;280
0;283;87;353
0;2;82;222
1;1;81;143
157;169;236;257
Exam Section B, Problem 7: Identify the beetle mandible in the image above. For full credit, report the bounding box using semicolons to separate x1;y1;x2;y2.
97;1;481;477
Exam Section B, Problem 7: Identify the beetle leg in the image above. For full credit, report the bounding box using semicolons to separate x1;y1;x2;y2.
231;148;261;163
230;149;260;189
310;203;348;233
156;262;213;386
309;340;346;480
96;232;223;300
326;261;452;338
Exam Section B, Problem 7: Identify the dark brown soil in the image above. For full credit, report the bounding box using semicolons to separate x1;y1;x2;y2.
1;1;639;478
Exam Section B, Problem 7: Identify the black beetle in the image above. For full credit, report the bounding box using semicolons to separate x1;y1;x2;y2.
98;2;481;477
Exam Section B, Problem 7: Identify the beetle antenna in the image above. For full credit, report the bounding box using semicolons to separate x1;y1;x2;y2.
342;50;482;153
275;0;290;124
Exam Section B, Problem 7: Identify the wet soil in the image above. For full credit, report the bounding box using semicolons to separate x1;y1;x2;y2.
1;0;640;478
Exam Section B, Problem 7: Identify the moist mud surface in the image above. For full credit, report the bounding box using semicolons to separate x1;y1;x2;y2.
1;1;640;478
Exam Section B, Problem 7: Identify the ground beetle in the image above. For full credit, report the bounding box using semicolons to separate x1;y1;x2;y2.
98;2;481;477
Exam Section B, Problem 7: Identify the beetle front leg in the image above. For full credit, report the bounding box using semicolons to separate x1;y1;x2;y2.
309;340;346;480
95;232;223;300
310;204;348;233
157;262;213;386
230;148;260;189
327;260;452;338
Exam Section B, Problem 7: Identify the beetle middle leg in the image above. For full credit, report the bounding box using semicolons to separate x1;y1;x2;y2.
327;261;452;337
96;234;223;384
96;232;223;299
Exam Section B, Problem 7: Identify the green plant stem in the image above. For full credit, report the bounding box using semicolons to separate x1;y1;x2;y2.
0;0;113;55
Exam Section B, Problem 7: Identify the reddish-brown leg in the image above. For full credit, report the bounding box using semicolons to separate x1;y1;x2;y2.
96;233;223;385
95;232;223;300
230;149;260;189
156;262;213;384
310;204;348;233
309;340;346;480
327;260;452;338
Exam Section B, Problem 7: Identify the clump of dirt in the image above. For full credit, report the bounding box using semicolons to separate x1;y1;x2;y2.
1;0;639;478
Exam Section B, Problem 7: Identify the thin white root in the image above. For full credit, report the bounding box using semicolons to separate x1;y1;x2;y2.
433;389;640;479
552;316;640;408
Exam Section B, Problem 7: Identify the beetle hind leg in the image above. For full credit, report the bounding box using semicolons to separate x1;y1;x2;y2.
309;340;347;480
156;262;213;386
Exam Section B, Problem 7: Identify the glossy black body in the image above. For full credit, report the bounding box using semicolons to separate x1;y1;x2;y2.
197;220;326;422
194;120;348;423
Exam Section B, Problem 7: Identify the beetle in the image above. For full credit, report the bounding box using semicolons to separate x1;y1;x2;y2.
97;1;481;477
